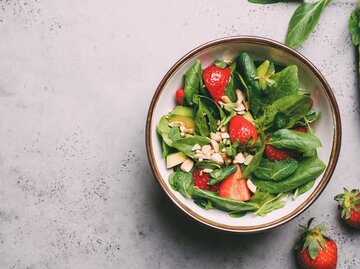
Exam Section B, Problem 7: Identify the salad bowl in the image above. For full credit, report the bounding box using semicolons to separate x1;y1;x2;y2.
146;36;341;233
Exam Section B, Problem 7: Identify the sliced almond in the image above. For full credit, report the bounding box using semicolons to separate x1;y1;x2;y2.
195;153;210;160
180;159;194;173
202;145;212;155
203;168;213;174
237;111;246;115
210;140;219;152
221;133;230;139
221;96;231;103
244;154;254;165
234;103;246;112
233;152;246;164
211;153;224;164
247;179;257;193
236;89;245;104
210;132;221;142
192;144;201;151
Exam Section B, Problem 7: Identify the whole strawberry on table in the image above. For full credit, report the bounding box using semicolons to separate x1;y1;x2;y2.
296;218;337;269
335;188;360;229
157;51;326;217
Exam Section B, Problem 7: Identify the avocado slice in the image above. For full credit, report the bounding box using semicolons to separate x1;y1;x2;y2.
168;106;195;129
166;152;188;169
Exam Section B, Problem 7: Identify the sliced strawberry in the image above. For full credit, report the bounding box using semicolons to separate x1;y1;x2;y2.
202;65;231;102
219;164;251;201
176;88;185;106
229;115;258;145
192;169;220;193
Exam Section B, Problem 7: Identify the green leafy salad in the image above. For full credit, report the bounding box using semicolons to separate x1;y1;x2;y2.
157;51;326;217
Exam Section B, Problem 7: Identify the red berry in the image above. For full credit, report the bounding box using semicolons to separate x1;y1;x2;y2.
292;127;308;133
202;65;231;102
335;189;360;229
192;169;220;193
219;164;251;201
176;88;185;106
297;218;337;269
229;116;258;145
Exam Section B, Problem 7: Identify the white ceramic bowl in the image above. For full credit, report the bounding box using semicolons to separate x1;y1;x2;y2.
146;36;341;233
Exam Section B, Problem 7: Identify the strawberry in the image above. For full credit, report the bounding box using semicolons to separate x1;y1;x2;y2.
219;164;251;201
192;169;220;192
296;218;337;269
202;65;231;102
265;137;299;161
264;128;306;160
176;88;185;106
228;115;258;145
334;188;360;229
292;127;308;133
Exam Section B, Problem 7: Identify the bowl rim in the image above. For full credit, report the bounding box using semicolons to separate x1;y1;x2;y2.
145;36;342;233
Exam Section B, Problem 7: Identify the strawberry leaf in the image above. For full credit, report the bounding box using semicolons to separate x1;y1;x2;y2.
308;239;321;260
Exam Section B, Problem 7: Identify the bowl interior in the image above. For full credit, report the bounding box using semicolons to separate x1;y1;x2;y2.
148;38;340;232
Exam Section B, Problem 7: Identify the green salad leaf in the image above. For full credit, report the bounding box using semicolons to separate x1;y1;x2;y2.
157;116;174;147
209;164;238;185
195;102;210;137
253;158;298;181
192;188;259;212
256;95;311;130
184;60;202;105
285;0;331;49
172;136;209;157
169;171;194;198
242;146;265;179
268;65;299;102
293;180;315;200
253;193;288;216
236;52;262;117
251;157;326;193
349;3;360;46
267;129;322;152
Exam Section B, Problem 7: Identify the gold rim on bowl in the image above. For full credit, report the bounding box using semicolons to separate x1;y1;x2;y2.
145;36;342;233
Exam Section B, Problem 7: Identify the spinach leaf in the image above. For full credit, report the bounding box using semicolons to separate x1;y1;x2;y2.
184;60;202;105
192;188;259;212
236;52;262;117
195;160;222;170
225;74;237;102
253;193;288;216
168;127;182;141
228;211;247;218
253;158;299;181
248;0;301;3
169;171;194;198
213;60;228;69
274;112;290;129
209;164;238;185
172;136;209;157
296;109;321;127
242;146;265;179
196;95;225;132
256;60;275;91
285;0;331;49
195;103;210;137
256;95;311;130
268;65;299;102
349;3;360;46
194;198;214;210
251;156;326;193
156;116;174;146
161;140;171;157
293;180;315;200
298;88;311;95
267;129;321;152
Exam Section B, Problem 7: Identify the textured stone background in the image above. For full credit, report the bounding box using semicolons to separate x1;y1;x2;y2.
0;0;359;268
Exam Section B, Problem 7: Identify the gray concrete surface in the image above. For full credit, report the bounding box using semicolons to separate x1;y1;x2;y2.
0;0;359;268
